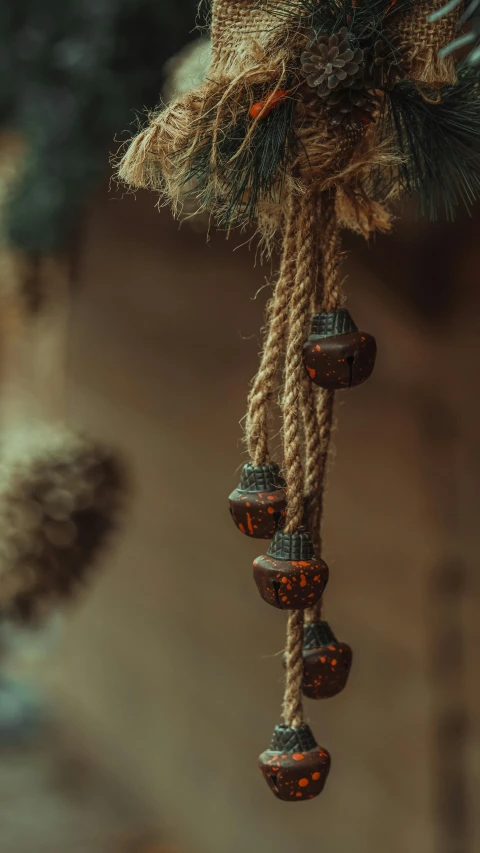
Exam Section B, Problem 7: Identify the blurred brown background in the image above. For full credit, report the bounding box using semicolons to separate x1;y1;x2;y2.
2;184;480;853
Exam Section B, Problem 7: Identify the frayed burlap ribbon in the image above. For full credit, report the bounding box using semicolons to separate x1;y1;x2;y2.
395;0;461;85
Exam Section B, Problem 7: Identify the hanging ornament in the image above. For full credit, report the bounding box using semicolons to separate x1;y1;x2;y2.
117;0;477;800
302;621;352;700
229;462;286;538
253;531;328;610
259;723;331;801
303;309;377;390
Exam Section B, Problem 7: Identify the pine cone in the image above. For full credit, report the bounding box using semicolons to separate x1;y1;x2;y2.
326;83;379;131
301;28;364;98
0;425;127;624
367;38;408;89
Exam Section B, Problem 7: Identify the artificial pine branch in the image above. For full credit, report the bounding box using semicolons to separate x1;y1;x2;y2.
184;86;297;228
379;64;480;218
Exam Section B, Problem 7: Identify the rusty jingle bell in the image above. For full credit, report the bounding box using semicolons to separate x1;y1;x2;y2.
253;530;328;610
259;723;331;801
228;462;286;538
303;309;377;390
302;621;353;700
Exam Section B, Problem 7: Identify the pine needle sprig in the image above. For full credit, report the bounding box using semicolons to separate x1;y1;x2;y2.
378;65;480;219
182;90;297;228
254;0;415;41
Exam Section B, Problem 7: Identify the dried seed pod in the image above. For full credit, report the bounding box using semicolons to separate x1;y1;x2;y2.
0;424;126;623
229;462;286;539
366;38;409;89
325;82;379;130
259;723;331;801
301;28;364;98
253;530;328;610
303;309;377;390
302;621;353;700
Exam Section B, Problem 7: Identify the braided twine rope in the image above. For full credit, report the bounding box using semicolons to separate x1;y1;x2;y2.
245;185;343;727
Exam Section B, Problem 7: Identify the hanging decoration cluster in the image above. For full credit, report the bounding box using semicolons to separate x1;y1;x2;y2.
118;0;477;801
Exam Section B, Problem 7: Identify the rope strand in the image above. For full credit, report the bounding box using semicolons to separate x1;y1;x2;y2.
304;192;343;624
282;608;305;728
245;190;300;464
281;187;318;729
282;187;319;532
304;388;335;624
320;195;344;314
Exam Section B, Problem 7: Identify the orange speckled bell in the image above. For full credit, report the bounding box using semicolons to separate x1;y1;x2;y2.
303;309;376;390
302;621;353;700
259;723;331;801
253;530;328;610
229;462;286;539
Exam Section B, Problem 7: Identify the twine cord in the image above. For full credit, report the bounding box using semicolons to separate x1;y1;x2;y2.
319;195;344;314
302;386;335;543
303;386;335;625
282;187;319;534
281;187;319;729
246;189;300;465
282;607;305;728
302;193;343;624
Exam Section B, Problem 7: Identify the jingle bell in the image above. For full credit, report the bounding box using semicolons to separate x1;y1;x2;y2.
228;463;286;539
302;621;353;700
259;723;331;801
303;309;376;390
253;530;328;610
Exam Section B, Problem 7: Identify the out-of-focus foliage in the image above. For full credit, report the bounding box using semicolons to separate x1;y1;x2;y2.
0;0;197;253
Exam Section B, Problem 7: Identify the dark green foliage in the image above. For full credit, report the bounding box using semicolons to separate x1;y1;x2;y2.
185;88;297;228
256;0;414;41
379;65;480;219
0;0;197;253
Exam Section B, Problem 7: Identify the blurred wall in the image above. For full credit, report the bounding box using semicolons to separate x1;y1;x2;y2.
37;187;479;853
